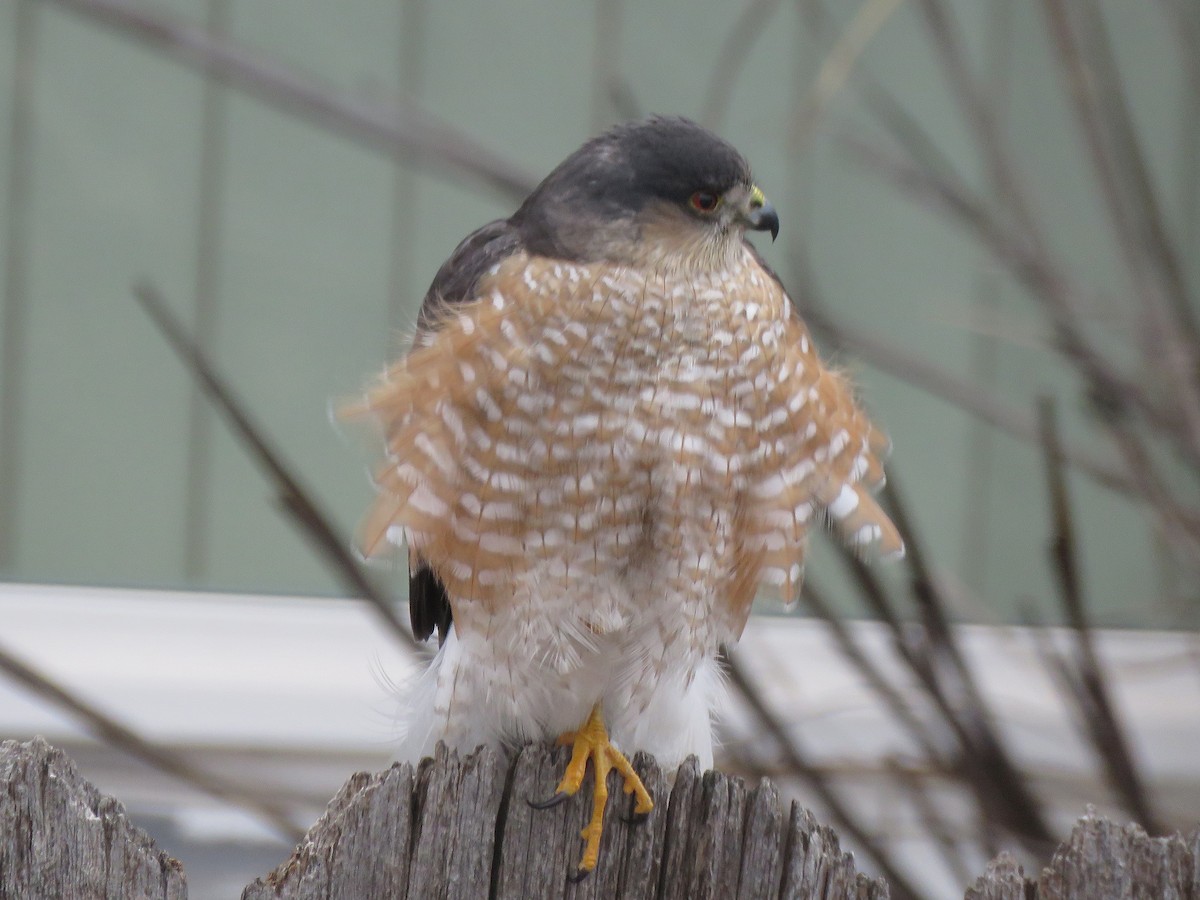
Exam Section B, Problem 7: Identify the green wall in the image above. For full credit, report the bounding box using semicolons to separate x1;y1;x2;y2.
2;0;1196;626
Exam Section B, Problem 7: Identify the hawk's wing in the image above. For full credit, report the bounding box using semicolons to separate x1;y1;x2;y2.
415;218;523;338
408;218;524;644
743;240;901;558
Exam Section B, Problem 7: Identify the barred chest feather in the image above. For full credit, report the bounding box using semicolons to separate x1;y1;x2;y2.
352;245;899;762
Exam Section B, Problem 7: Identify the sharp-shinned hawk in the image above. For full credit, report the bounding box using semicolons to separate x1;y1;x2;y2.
346;115;902;875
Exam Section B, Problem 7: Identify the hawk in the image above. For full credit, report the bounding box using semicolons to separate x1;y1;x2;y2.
346;115;901;875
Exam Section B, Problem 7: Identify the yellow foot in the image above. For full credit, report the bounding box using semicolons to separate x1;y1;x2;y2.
528;703;654;878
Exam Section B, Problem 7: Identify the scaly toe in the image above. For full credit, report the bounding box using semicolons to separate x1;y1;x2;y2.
606;747;654;817
532;704;655;875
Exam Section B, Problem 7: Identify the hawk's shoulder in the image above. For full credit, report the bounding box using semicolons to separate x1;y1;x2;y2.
416;218;525;337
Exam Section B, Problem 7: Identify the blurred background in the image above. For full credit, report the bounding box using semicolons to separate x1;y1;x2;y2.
1;0;1197;897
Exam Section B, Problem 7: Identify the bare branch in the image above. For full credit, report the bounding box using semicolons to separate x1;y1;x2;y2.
721;647;925;900
802;578;950;768
591;0;640;127
181;0;231;580
0;638;304;842
802;303;1136;498
790;0;907;149
1041;0;1200;464
1071;0;1199;341
133;281;422;656
886;756;980;889
700;0;783;130
44;0;537;201
834;524;1056;853
1037;398;1165;833
840;132;1200;479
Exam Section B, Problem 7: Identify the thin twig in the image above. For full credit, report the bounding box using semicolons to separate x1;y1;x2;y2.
721;647;925;900
886;756;979;889
801;303;1134;497
782;221;1137;501
182;0;231;580
802;578;949;768
790;0;907;149
133;281;421;655
882;475;1057;849
880;476;986;715
837;544;1056;853
839;134;1200;554
1096;406;1200;561
1036;398;1164;833
905;2;1200;552
1041;0;1200;468
700;0;783;130
1074;0;1200;345
1024;619;1138;822
847;2;1200;500
591;0;634;129
820;478;1054;853
847;121;1200;425
852;69;966;191
787;3;1152;508
0;638;304;842
906;1;1184;425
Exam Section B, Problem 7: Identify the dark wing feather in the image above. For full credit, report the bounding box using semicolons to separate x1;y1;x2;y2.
409;565;454;645
408;217;524;645
415;218;524;337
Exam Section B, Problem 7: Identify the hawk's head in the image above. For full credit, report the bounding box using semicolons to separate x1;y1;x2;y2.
512;115;779;271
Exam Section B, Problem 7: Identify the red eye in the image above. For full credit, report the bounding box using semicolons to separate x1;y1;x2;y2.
689;191;720;212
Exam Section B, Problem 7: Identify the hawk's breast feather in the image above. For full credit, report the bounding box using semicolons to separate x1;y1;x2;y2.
348;246;901;637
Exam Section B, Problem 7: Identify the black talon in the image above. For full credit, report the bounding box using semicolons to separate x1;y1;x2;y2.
528;791;571;810
568;867;592;884
620;806;650;825
619;788;652;824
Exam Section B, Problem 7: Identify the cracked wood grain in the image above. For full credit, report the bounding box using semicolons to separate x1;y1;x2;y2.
0;737;186;900
5;737;1194;899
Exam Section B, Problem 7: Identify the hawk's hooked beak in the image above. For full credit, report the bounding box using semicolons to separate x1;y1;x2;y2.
743;184;779;241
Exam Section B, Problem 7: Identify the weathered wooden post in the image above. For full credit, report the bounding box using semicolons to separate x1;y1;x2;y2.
964;814;1200;899
2;737;1198;899
240;742;888;900
0;737;186;900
